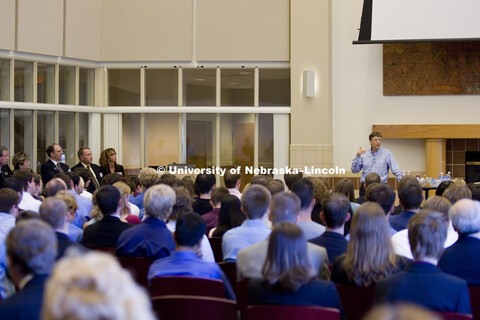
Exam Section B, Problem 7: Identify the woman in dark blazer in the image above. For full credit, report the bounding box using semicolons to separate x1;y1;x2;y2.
99;148;125;176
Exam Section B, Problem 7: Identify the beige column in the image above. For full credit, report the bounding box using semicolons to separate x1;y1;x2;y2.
425;138;446;197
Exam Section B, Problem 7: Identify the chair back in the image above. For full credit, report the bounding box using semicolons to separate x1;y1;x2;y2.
246;305;340;320
209;237;223;262
218;262;237;288
335;283;376;320
468;286;480;320
152;295;238;320
150;276;225;298
438;312;473;320
117;256;154;289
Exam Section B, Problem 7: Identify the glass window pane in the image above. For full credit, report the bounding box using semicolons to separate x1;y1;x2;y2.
14;110;33;163
145;114;179;166
59;112;76;166
146;69;178;106
37;63;55;104
59;66;76;105
37;111;55;172
14;61;34;102
184;69;216;106
221;69;254;106
259;69;290;106
220;114;254;189
259;114;274;169
0;109;10;149
79;113;89;147
79;68;95;106
187;114;216;168
0;59;10;101
122;113;141;169
109;69;140;106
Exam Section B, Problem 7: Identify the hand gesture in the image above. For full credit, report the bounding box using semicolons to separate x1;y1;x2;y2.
356;147;367;157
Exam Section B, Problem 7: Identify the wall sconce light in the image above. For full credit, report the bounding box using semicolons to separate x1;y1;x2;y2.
303;70;315;98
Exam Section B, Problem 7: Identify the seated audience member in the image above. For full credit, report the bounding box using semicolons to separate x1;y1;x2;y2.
389;179;423;231
306;176;330;224
113;181;141;225
192;173;216;215
73;167;94;199
129;168;159;211
99;147;125;176
116;184;175;259
57;172;92;228
439;199;480;285
266;179;285;196
442;185;472;205
332;202;408;286
83;185;133;248
166;186;214;262
452;178;466;186
224;171;242;199
237;192;329;280
392;196;457;260
291;178;326;239
284;172;303;191
309;193;350;262
468;182;480;201
248;223;342;311
42;252;155;320
333;178;360;214
392;175;419;215
39;198;84;260
54;191;83;243
436;180;454;196
365;183;398;235
364;304;442;320
31;173;43;201
250;174;270;187
181;175;195;196
222;185;272;261
356;172;380;204
210;195;245;238
15;210;39;223
148;212;235;300
0;188;20;299
375;210;471;314
71;147;103;194
202;186;230;233
12;152;30;172
13;169;41;212
0;220;57;320
40;143;70;185
100;172;124;186
43;177;67;198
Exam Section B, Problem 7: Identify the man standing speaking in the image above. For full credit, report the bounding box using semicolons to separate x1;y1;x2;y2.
351;132;402;196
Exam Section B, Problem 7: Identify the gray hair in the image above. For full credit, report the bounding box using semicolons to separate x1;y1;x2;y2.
449;198;480;235
143;184;176;220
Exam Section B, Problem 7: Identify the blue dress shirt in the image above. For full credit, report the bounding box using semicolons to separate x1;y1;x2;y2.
351;147;402;183
222;219;271;261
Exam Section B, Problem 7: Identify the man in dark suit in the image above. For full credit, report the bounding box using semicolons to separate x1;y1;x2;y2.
309;193;350;262
71;147;103;194
389;178;423;231
355;172;380;204
40;143;70;185
375;210;471;314
439;199;480;285
0;145;13;187
0;219;57;320
83;185;133;248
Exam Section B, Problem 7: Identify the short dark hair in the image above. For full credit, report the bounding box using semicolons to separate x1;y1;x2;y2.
224;171;241;188
195;174;216;194
291;178;314;210
266;180;285;196
39;198;68;229
241;185;271;219
369;132;382;140
101;173;125;186
398;182;423;210
251;175;270;187
270;192;301;225
46;143;58;157
12;169;34;191
96;185;121;216
364;172;381;188
322;193;351;228
0;188;20;213
54;173;72;190
436;180;454;196
408;210;447;260
3;177;23;193
469;183;480;201
67;171;81;187
284;172;303;190
210;187;230;206
77;147;89;159
174;212;206;247
365;183;396;215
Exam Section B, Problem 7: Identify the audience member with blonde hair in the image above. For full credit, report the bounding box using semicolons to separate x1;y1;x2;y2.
332;202;408;286
306;176;330;224
129;167;159;212
443;185;471;205
42;251;155;320
54;190;84;243
392;196;458;260
113;181;141;225
248;222;342;311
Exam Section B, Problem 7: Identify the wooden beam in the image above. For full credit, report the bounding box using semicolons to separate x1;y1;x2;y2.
372;125;480;139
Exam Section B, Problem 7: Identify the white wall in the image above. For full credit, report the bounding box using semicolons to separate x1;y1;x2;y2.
332;0;480;173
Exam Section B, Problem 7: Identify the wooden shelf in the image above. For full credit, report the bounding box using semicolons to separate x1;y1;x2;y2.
372;125;480;139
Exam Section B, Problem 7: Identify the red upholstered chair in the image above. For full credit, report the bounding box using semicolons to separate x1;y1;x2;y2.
117;256;154;290
468;286;480;320
245;305;341;320
335;284;376;320
438;312;473;320
152;295;238;320
149;276;225;298
209;237;223;262
218;262;237;288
